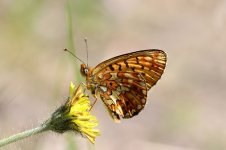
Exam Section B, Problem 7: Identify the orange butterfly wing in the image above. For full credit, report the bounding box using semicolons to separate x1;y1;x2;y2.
86;49;167;121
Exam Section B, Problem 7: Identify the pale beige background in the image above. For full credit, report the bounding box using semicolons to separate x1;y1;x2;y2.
0;0;226;150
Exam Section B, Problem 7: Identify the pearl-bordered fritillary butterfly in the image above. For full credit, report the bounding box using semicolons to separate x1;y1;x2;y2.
80;49;167;122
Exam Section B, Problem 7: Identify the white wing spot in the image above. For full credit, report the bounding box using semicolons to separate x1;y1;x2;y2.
116;105;124;116
100;86;107;92
110;72;118;79
142;90;147;95
98;74;103;79
110;95;117;104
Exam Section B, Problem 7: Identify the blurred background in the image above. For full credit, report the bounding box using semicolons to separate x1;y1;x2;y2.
0;0;226;150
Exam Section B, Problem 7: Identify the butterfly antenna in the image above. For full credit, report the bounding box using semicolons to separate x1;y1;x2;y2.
64;48;86;64
84;37;89;67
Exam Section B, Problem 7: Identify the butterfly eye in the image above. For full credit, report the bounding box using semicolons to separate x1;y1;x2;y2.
84;68;89;74
80;64;89;76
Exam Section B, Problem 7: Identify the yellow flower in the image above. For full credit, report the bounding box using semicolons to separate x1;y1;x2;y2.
46;82;100;144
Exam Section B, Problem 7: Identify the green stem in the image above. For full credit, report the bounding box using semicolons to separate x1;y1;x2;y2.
66;0;74;51
0;124;48;147
66;0;81;83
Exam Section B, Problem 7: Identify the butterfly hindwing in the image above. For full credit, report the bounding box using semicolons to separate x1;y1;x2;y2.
96;71;147;121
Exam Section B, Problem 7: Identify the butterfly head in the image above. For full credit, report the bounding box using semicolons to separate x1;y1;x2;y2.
80;64;89;77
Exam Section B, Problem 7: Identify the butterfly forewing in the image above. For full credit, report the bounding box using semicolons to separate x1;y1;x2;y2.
84;49;167;121
92;49;166;90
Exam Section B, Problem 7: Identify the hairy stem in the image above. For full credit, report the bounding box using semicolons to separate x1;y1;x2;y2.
0;124;49;147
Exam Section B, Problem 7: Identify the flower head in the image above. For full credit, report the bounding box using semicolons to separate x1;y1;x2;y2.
46;82;100;144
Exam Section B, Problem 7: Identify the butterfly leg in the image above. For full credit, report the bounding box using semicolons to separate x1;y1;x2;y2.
89;85;101;111
80;82;87;88
89;98;98;111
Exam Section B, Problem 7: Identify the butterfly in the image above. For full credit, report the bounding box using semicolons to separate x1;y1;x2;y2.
80;49;167;122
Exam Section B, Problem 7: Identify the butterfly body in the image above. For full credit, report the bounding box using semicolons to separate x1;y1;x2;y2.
81;49;167;122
